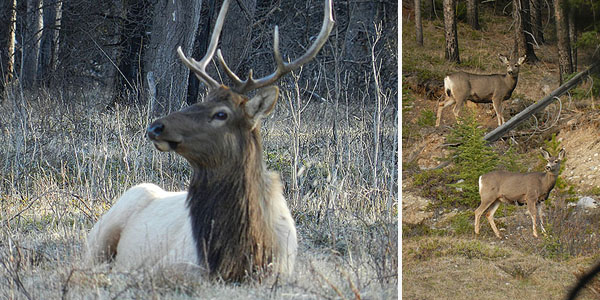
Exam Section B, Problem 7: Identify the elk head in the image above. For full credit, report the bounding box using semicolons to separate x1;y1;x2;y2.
147;0;334;169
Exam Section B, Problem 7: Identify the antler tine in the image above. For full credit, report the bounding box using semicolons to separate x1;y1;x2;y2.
216;49;244;86
177;0;233;90
218;0;334;94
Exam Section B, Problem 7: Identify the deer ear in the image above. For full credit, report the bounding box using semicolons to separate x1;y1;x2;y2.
498;54;509;64
558;148;566;160
245;86;279;129
540;148;551;160
517;56;526;65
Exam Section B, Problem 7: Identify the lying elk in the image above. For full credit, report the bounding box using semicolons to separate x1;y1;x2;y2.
474;148;565;238
86;0;334;281
436;54;526;127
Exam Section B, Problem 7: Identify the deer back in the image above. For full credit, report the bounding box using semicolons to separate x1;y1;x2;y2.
480;170;551;203
448;72;516;103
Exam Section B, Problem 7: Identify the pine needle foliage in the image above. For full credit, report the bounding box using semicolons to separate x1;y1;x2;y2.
446;112;501;207
413;111;521;209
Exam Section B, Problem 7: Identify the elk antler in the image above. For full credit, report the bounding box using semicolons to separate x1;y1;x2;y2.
217;0;334;94
176;0;233;90
178;0;334;94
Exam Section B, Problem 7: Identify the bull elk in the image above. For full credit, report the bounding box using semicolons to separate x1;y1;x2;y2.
86;0;334;281
474;148;565;239
436;54;526;127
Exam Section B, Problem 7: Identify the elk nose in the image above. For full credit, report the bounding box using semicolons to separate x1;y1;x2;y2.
147;122;164;139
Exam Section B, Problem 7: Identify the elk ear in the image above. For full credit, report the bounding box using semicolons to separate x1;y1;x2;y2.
245;86;279;129
517;56;526;65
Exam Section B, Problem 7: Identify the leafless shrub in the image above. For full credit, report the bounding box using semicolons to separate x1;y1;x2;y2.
496;262;540;280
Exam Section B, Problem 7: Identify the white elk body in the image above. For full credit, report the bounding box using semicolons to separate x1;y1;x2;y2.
87;177;296;274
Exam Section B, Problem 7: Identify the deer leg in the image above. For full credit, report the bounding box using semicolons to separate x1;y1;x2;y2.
474;198;495;235
537;204;546;234
527;202;539;238
436;98;456;127
451;99;465;123
485;201;502;238
492;98;505;126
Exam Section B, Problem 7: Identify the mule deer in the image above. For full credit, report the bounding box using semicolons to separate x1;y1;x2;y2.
86;0;334;281
474;148;565;238
436;54;526;127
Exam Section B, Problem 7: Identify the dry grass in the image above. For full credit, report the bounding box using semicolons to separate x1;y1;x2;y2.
402;236;585;300
0;73;397;299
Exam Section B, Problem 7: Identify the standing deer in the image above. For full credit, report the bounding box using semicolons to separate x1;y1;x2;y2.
86;0;334;281
436;54;526;127
474;148;565;238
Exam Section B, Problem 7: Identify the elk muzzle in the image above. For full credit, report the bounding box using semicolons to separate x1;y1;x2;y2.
147;121;182;152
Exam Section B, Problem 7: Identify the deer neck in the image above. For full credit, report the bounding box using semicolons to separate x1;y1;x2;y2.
504;73;519;89
186;129;275;281
542;170;559;192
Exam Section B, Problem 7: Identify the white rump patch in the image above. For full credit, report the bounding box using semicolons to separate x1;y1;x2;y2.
444;76;453;94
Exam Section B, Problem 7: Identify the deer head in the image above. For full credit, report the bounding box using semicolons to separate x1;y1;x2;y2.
499;54;526;77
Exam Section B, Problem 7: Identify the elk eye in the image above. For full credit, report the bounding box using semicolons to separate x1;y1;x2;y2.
212;111;228;120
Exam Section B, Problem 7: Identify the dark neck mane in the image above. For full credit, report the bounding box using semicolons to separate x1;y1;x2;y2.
186;128;275;281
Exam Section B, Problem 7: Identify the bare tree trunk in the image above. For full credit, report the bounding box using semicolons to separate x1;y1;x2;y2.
39;0;62;82
1;0;17;86
415;0;423;45
49;0;61;75
113;0;151;105
22;0;43;87
343;1;380;93
513;0;538;62
530;0;544;44
467;0;480;30
568;7;577;71
554;0;572;84
144;0;202;115
344;1;377;62
443;0;459;63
